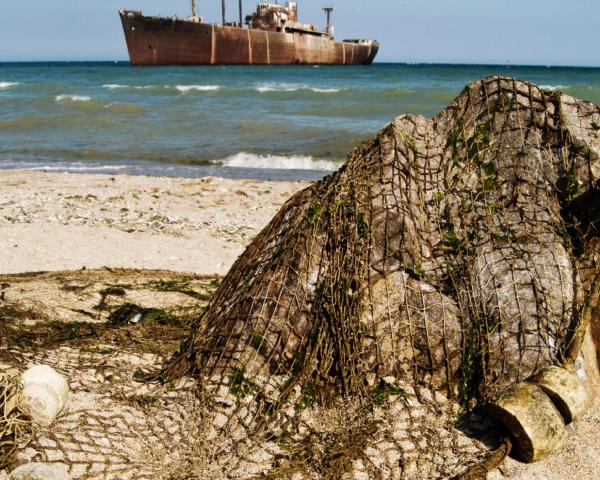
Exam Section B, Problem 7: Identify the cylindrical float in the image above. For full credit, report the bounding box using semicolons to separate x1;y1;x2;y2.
535;366;588;423
19;365;69;427
490;382;566;463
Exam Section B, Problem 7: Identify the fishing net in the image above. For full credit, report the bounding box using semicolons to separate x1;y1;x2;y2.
0;369;31;470
160;75;600;476
1;77;600;479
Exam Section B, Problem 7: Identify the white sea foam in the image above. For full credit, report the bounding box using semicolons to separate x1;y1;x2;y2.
539;84;569;91
221;152;341;171
103;84;153;90
255;83;301;93
0;82;19;89
254;83;340;93
10;164;129;172
55;94;92;102
175;85;220;93
311;87;341;93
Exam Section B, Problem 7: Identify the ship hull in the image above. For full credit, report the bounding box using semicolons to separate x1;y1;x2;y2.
120;11;378;66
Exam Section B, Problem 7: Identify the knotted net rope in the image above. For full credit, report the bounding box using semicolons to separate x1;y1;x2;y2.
160;76;600;477
0;369;31;470
2;76;600;479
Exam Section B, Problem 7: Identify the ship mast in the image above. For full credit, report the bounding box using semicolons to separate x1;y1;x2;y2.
221;0;226;24
191;0;197;17
323;6;334;36
239;0;243;25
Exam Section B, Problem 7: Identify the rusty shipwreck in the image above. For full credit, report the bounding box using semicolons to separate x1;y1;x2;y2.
119;1;379;65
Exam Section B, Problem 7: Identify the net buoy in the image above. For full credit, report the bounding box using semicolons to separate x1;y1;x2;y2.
490;382;566;463
19;366;69;427
535;366;588;423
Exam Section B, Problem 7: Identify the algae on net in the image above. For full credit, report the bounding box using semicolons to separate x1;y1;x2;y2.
3;77;600;479
160;76;600;478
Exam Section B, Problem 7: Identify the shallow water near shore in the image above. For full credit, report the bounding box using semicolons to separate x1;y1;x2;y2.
1;62;600;180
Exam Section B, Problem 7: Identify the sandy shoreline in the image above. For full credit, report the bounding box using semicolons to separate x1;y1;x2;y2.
1;170;599;479
0;171;308;276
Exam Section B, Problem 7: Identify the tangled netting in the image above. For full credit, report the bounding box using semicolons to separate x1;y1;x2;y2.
0;370;31;470
161;76;600;475
3;77;600;479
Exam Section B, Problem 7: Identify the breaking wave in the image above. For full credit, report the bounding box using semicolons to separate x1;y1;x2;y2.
221;152;342;171
0;82;19;89
55;94;92;102
175;85;221;93
539;84;570;91
254;82;341;93
103;84;221;93
103;84;154;90
311;87;342;93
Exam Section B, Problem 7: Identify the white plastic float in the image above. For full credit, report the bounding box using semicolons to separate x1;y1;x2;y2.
19;365;69;427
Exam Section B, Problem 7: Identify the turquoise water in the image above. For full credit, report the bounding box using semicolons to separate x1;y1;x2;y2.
1;62;600;180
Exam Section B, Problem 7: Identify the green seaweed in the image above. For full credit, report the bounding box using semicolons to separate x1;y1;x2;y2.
230;368;258;398
356;212;369;238
459;320;488;407
443;230;464;252
372;379;406;405
308;201;324;226
403;133;419;156
401;263;425;280
108;303;182;327
144;309;182;326
557;169;579;200
476;118;492;147
250;329;264;348
297;384;316;410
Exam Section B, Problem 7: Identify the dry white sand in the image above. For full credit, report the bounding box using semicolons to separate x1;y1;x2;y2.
1;170;599;479
0;171;307;276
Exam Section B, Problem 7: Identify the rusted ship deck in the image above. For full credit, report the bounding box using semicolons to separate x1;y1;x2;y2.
120;2;379;66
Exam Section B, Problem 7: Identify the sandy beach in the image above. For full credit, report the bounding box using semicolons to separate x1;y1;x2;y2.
1;170;599;479
0;171;308;276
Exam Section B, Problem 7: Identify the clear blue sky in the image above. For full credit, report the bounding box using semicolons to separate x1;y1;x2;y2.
1;0;599;65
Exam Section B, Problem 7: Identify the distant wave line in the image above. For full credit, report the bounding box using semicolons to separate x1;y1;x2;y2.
55;94;92;102
101;83;342;94
0;82;19;89
254;83;342;93
174;85;221;93
539;84;570;91
0;160;130;173
103;84;154;90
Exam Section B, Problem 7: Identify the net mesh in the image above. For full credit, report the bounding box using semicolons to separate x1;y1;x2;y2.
1;76;600;479
0;370;31;470
161;76;600;475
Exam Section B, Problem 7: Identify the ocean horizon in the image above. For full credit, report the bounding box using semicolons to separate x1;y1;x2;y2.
2;61;600;181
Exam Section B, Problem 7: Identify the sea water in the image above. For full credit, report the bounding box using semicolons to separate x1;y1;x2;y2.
1;62;599;181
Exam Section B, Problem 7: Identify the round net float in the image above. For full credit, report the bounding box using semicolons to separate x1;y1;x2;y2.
489;382;566;463
534;365;588;423
7;462;70;480
19;366;69;427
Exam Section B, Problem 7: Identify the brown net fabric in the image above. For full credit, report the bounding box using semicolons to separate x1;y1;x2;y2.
2;77;600;479
0;370;31;470
160;76;600;474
